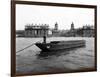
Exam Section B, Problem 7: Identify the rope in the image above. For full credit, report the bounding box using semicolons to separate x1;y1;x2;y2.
16;40;42;53
16;43;35;53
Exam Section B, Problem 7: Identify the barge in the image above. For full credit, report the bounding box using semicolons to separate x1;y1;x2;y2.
35;36;86;52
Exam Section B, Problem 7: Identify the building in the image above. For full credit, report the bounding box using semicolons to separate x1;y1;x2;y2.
82;25;94;37
52;22;61;36
71;22;74;30
16;24;49;37
24;24;49;37
65;22;76;37
65;23;94;37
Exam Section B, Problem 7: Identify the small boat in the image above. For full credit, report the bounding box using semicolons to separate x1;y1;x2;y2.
35;36;86;52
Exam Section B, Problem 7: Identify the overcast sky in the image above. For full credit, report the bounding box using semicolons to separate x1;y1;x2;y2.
16;4;94;30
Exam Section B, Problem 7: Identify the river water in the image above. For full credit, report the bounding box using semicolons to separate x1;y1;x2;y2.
16;37;95;74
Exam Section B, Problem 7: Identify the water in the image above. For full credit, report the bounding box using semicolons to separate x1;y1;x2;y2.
16;37;95;74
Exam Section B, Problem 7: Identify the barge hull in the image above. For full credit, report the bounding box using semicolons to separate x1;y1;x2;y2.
35;40;86;52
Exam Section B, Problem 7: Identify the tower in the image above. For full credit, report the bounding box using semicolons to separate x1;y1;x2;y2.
54;22;58;30
71;22;74;30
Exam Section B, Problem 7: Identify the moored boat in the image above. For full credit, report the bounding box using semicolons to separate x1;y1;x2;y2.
35;36;86;52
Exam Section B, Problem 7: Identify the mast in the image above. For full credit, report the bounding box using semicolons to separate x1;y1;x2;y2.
42;24;49;43
43;27;46;43
43;35;46;43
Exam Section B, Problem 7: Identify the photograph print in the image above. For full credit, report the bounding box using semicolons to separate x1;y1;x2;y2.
13;1;97;76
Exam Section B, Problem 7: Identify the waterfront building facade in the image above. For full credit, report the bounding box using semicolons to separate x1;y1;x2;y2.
16;22;94;37
24;24;49;37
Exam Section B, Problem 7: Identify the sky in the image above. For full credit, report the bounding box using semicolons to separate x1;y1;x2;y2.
16;4;94;30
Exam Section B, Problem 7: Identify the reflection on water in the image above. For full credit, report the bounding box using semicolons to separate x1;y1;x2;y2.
16;37;95;74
